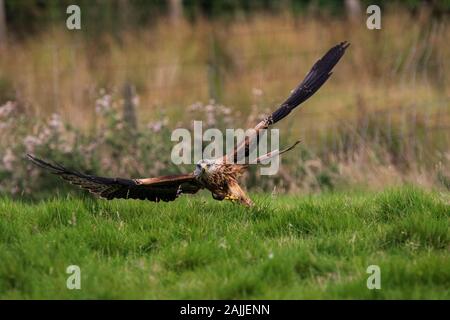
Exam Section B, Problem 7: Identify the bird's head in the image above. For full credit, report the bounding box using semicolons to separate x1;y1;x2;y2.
194;159;218;177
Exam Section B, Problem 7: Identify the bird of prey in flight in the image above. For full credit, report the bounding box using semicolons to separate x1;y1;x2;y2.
28;41;349;206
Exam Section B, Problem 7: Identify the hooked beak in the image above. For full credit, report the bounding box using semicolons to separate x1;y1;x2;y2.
200;163;207;172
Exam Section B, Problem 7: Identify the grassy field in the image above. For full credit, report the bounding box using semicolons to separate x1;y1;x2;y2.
0;186;448;299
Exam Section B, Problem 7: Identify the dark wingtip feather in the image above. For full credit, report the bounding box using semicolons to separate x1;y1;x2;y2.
27;153;52;169
269;41;350;124
27;154;68;174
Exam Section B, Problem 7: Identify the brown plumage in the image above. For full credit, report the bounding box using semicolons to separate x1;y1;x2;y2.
225;41;350;164
28;42;349;207
27;154;201;202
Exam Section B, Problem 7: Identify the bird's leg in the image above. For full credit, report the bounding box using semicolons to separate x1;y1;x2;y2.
224;194;254;207
225;181;254;206
224;194;239;201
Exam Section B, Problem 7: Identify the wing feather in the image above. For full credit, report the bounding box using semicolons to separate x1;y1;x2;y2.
27;154;202;202
225;41;350;163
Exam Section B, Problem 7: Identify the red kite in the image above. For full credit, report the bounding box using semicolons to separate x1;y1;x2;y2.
28;42;349;206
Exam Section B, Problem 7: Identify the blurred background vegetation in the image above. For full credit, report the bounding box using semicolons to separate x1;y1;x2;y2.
0;0;449;199
2;0;450;36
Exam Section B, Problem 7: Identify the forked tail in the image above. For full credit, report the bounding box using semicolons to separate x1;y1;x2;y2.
255;140;301;164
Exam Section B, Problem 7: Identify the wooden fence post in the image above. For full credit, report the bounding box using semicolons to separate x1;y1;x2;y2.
123;82;137;131
0;0;7;50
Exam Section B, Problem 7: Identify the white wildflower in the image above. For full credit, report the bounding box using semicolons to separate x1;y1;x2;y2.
2;148;16;171
95;94;112;114
252;88;263;97
0;101;16;118
24;135;42;153
188;102;203;111
48;113;63;130
148;121;163;133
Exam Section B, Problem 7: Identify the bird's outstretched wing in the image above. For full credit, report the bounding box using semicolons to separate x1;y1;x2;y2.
225;41;350;163
27;154;202;202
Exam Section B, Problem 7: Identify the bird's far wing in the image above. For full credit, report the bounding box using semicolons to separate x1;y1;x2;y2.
224;41;350;163
27;154;202;202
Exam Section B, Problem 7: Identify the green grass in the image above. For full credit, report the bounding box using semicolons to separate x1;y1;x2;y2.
0;186;449;299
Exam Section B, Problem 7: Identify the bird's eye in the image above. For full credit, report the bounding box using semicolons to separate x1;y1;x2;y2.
207;163;211;167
